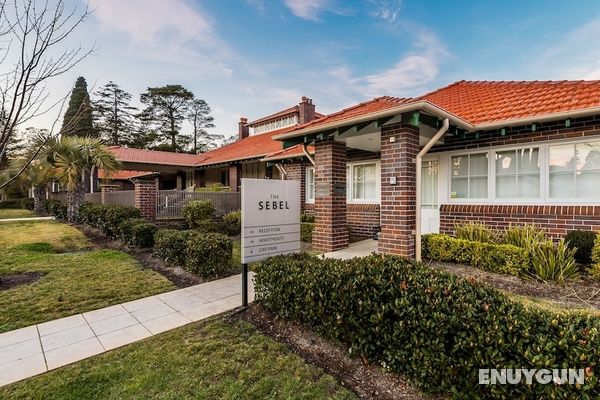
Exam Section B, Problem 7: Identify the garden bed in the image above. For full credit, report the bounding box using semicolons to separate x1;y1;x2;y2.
0;272;45;291
238;304;437;400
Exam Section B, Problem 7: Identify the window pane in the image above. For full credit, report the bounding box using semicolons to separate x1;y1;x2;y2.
496;175;516;198
496;151;516;175
364;182;377;199
470;177;488;197
518;174;540;197
470;153;488;175
577;170;600;198
364;164;376;182
353;182;364;199
518;148;540;173
549;172;575;198
577;141;600;171
451;156;468;177
353;165;364;182
451;177;468;198
549;144;575;172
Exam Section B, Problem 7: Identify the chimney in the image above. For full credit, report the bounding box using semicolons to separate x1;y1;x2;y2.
238;117;249;140
298;96;316;124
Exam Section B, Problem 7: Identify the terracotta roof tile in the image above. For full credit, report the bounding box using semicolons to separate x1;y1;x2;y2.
261;144;314;161
108;146;201;167
98;169;156;180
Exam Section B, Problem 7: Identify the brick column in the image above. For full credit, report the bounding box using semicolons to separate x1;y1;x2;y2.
313;138;348;252
133;177;158;221
379;123;419;258
100;184;119;204
228;165;241;192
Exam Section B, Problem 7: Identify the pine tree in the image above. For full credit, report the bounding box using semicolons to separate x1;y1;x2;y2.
61;77;95;137
140;84;193;151
92;81;138;146
187;98;219;153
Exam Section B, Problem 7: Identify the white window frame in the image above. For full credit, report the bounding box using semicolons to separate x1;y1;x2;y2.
305;166;315;204
346;160;381;204
449;152;489;200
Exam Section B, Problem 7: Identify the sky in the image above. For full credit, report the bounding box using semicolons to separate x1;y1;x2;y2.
24;0;600;143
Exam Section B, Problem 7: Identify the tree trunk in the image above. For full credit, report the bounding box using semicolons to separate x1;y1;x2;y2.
67;180;86;222
33;186;45;212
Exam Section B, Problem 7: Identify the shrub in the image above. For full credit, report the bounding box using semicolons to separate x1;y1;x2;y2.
153;229;197;266
41;199;67;220
182;200;215;229
301;222;314;243
301;213;315;223
20;198;34;210
422;233;529;276
255;254;600;399
588;235;600;280
118;218;157;247
503;224;547;248
566;230;597;265
77;203;141;237
185;232;233;278
220;210;241;236
530;240;579;283
0;198;28;209
195;183;231;192
454;222;495;243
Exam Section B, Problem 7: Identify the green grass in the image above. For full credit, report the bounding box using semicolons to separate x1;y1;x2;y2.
0;220;174;333
0;208;37;219
0;318;356;400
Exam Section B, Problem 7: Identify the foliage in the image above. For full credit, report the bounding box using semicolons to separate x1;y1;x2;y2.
187;98;218;153
92;81;138;146
530;239;579;283
41;199;67;220
301;213;315;223
255;253;600;399
566;230;597;265
195;183;231;192
589;235;600;280
78;202;141;238
221;210;241;236
61;77;96;137
0;198;29;209
454;222;496;243
301;222;314;243
182;200;215;229
20;198;34;210
153;229;197;266
140;84;194;151
422;233;530;276
118;218;157;248
185;232;233;278
503;224;547;248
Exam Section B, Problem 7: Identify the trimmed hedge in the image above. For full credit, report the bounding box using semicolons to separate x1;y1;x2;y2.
41;199;67;220
301;222;314;243
153;229;196;266
422;233;529;276
78;202;141;237
185;232;233;278
255;254;600;398
0;198;29;209
566;230;597;265
182;200;215;229
118;218;157;248
220;210;241;236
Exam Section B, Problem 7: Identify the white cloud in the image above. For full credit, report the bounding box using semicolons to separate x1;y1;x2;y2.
368;0;403;23
284;0;330;20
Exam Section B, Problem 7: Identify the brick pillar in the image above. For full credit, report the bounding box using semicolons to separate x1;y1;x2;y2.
176;174;183;190
133;177;158;221
100;184;119;204
228;164;240;192
378;123;419;258
313;138;348;252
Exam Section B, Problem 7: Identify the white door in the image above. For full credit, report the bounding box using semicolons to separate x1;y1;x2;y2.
421;159;439;234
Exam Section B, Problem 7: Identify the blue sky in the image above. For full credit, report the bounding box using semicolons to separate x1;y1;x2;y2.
33;0;600;141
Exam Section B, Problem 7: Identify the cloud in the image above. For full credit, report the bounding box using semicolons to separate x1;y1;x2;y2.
368;0;403;23
283;0;330;20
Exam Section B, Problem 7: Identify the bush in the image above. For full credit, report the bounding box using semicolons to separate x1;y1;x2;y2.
153;229;197;266
454;222;495;243
195;183;231;192
41;199;67;220
255;254;600;398
118;218;157;248
185;232;233;278
20;198;34;210
0;198;28;209
220;210;241;236
422;233;530;276
566;230;597;265
182;200;215;229
503;224;547;248
589;235;600;280
301;213;315;223
530;239;579;283
301;222;314;243
77;203;141;237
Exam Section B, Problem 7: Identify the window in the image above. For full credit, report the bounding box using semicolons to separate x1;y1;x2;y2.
450;153;488;198
306;167;315;203
549;140;600;198
347;162;380;203
421;160;439;208
495;147;540;198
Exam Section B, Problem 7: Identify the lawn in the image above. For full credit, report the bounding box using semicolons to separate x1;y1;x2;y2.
0;220;174;333
0;208;37;219
0;318;356;400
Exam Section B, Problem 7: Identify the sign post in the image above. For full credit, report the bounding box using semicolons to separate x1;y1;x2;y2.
241;178;301;306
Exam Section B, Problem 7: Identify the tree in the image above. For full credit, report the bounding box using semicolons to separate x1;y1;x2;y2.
93;81;138;146
0;0;93;189
42;136;119;221
140;85;193;151
61;77;95;137
187;99;218;153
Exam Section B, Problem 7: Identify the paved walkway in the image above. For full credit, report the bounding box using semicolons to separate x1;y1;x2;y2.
323;239;378;260
0;272;255;387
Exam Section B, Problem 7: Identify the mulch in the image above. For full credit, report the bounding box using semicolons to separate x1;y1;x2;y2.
236;304;441;400
0;272;45;291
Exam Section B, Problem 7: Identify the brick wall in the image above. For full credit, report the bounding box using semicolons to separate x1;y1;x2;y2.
440;204;600;238
347;203;380;239
284;160;309;212
133;178;158;221
378;123;419;257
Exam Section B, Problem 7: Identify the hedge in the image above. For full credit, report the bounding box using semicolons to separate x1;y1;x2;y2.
182;200;215;229
118;218;157;248
153;229;197;266
301;222;314;243
255;254;600;399
422;233;530;276
0;198;30;209
41;199;67;220
185;232;233;278
78;202;141;237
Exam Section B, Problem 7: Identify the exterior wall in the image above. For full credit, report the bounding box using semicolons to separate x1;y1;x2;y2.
285;160;309;213
133;177;158;221
378;123;419;257
347;204;379;239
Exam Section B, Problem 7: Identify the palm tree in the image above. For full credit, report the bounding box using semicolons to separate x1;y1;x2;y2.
43;136;119;221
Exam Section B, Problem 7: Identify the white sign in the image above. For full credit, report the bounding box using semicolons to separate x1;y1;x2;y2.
241;178;301;263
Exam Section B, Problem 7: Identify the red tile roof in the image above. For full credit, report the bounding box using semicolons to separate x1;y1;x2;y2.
98;169;156;180
108;146;201;167
419;80;600;125
261;144;314;161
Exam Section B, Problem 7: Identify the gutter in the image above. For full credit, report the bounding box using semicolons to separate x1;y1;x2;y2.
415;118;449;262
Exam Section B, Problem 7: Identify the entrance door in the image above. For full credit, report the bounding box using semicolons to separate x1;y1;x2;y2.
421;159;439;234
